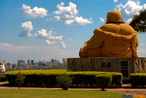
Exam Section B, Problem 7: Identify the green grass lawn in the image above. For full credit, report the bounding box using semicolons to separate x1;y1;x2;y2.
0;89;122;98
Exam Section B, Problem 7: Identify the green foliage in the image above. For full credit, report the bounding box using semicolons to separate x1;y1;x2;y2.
130;73;146;87
56;74;72;90
95;75;112;90
129;9;146;33
5;69;122;87
15;72;25;89
0;76;7;81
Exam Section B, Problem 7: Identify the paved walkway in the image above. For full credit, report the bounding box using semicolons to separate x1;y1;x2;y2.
0;83;146;95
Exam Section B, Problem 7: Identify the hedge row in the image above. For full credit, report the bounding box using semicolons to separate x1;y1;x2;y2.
0;76;7;81
5;69;123;87
130;73;146;87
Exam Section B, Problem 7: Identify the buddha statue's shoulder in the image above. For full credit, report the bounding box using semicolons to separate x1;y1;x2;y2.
96;23;137;39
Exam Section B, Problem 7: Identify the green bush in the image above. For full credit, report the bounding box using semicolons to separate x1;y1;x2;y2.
130;73;146;87
0;76;7;81
95;75;112;90
56;74;72;90
5;70;122;87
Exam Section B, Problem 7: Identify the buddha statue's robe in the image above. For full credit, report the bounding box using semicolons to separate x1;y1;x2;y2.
79;10;138;58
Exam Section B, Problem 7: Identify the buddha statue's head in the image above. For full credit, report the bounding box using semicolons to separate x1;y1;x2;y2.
106;10;123;23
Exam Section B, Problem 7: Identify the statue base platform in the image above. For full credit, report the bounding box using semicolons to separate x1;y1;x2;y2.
67;57;146;80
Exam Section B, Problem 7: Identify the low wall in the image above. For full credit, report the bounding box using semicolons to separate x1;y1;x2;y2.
67;57;146;79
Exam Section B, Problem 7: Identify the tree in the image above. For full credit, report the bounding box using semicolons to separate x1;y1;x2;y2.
129;10;146;33
15;72;25;89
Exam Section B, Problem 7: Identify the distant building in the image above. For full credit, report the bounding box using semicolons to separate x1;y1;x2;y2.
6;63;12;69
43;60;46;64
51;59;55;65
46;61;52;67
17;60;25;70
63;58;67;66
27;59;30;65
56;60;60;65
39;61;43;66
31;60;34;65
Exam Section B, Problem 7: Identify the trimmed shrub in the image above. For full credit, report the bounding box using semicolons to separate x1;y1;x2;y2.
111;73;123;87
5;70;122;87
56;74;72;90
130;73;146;87
95;75;112;90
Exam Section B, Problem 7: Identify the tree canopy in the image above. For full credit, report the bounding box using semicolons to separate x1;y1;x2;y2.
129;10;146;33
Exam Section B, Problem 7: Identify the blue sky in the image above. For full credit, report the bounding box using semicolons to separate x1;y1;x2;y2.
0;0;146;63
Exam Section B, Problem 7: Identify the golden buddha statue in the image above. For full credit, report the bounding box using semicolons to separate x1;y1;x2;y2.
79;10;138;57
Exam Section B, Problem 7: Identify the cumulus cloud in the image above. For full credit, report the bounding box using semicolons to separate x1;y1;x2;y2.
35;29;63;41
20;4;48;18
113;0;118;3
44;40;56;45
100;17;104;23
116;0;146;23
19;21;33;37
65;16;92;25
35;29;66;48
50;2;78;21
60;41;66;48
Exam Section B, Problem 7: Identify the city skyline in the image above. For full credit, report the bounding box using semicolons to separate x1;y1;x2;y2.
1;0;146;64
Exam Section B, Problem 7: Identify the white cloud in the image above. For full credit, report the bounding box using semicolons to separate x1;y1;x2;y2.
35;29;65;48
126;18;132;24
139;43;144;46
116;0;146;23
114;0;118;3
65;16;92;25
60;41;66;48
0;43;34;50
20;4;48;18
100;17;104;23
35;29;63;41
50;16;61;21
69;38;72;40
51;28;55;30
20;4;31;10
53;32;57;34
50;2;78;21
59;53;64;55
138;49;146;54
143;4;146;9
44;40;56;45
19;21;33;37
0;43;13;47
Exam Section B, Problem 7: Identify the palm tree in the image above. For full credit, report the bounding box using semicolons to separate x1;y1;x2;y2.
129;10;146;33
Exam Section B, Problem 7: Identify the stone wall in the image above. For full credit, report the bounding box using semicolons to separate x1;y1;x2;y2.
133;58;146;73
67;57;146;79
